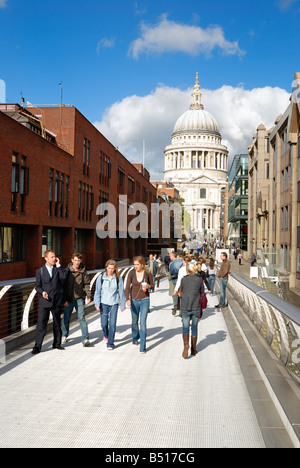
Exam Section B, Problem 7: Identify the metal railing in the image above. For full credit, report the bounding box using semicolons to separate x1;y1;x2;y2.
1;264;299;383
0;266;134;342
227;272;300;382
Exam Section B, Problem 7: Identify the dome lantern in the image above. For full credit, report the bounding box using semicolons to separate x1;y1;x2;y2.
172;73;220;136
190;72;204;110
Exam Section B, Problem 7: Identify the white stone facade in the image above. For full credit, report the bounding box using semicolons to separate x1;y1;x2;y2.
164;74;228;239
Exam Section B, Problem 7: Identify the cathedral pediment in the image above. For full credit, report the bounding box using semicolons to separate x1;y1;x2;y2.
188;174;217;184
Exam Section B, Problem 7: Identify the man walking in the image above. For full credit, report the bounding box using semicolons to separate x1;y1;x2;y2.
147;254;159;291
32;250;68;354
62;252;92;347
216;252;230;309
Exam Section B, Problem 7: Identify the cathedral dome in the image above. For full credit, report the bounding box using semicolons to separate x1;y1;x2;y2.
173;108;220;135
172;73;220;136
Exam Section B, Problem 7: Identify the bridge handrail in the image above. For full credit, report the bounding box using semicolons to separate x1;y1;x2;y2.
0;266;134;339
226;271;300;382
230;272;300;326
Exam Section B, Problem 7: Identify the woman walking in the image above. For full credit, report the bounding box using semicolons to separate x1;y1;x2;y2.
207;258;217;295
94;260;126;350
180;263;205;358
196;259;210;292
125;256;154;353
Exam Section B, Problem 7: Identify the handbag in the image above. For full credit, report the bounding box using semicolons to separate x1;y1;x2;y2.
199;277;207;318
200;292;207;310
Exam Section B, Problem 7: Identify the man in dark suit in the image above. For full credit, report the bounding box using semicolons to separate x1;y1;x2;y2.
32;250;69;355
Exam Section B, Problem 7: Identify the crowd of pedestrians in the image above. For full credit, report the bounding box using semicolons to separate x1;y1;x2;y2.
32;248;230;359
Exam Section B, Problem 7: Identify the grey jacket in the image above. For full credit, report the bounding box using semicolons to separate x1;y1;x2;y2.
180;274;204;311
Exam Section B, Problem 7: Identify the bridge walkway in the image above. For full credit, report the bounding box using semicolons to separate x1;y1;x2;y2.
0;278;295;448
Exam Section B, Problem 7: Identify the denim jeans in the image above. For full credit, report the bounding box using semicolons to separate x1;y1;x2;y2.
62;298;89;342
100;303;119;348
181;309;199;337
219;278;228;307
207;275;216;294
131;298;150;352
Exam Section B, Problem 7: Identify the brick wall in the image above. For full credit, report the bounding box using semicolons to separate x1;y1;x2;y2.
0;105;161;282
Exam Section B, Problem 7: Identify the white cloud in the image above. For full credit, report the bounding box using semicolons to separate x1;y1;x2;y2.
94;84;290;180
276;0;299;9
128;16;245;59
0;0;8;8
96;37;116;53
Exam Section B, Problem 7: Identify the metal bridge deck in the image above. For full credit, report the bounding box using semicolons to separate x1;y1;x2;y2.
0;279;294;448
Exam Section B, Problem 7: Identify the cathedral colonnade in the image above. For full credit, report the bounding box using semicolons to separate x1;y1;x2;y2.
165;149;228;172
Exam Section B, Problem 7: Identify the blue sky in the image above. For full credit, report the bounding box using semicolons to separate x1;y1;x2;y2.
1;0;299;178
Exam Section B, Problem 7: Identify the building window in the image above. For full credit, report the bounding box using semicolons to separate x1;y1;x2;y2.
118;167;125;194
65;175;69;218
285;206;288;230
200;188;206;199
60;173;64;218
54;171;61;217
128;175;135;194
82;183;86;220
0;225;26;263
83;138;90;176
48;168;53;216
285;167;289;191
89;186;94;222
42;227;62;257
74;229;86;253
11;152;19;211
20;157;29;213
78;182;82;220
266;162;269;179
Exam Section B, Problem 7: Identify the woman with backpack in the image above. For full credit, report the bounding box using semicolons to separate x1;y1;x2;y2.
125;256;154;353
94;259;126;350
180;262;206;359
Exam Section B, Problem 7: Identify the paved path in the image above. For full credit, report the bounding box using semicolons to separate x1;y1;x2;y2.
0;278;267;448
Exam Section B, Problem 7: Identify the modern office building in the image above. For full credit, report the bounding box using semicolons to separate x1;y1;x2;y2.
228;154;248;250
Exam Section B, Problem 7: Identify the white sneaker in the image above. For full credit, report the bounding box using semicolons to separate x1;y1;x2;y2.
62;337;68;344
83;339;90;347
103;337;108;344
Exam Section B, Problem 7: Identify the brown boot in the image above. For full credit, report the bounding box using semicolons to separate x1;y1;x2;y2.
182;333;189;359
191;336;198;356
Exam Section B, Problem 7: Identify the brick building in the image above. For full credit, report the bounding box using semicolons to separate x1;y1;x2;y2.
0;103;159;282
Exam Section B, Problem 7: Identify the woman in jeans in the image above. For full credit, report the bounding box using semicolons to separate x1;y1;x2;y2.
180;262;205;358
207;258;217;295
94;260;126;350
125;256;154;353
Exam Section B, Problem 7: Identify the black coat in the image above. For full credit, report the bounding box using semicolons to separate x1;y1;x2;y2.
35;265;68;308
